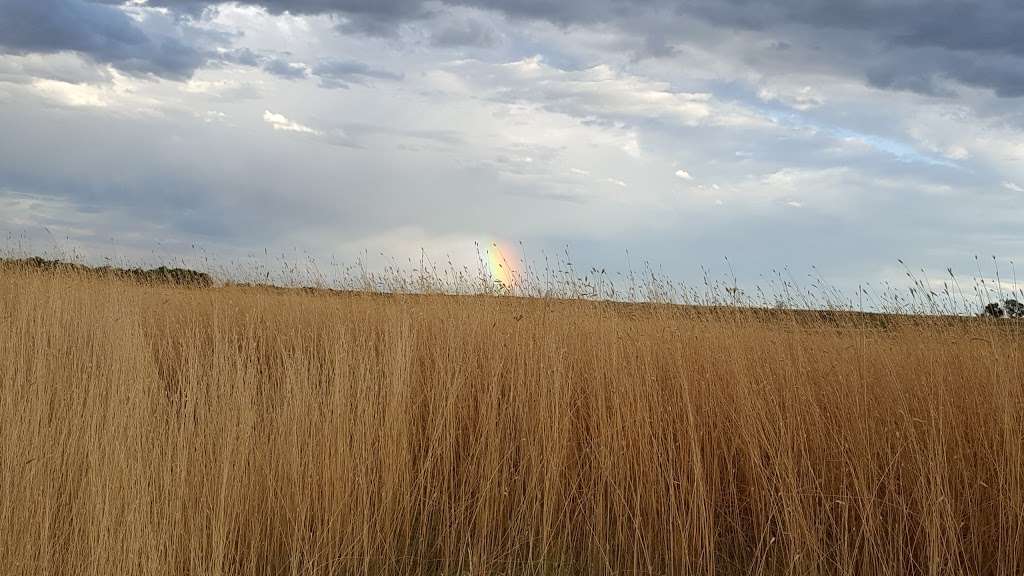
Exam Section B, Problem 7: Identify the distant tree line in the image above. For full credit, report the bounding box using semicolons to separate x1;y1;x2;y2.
982;298;1024;318
0;257;213;287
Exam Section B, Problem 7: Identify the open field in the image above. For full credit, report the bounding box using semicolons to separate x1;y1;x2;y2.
1;266;1023;575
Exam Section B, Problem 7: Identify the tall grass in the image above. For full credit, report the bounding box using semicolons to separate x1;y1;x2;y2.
1;265;1022;575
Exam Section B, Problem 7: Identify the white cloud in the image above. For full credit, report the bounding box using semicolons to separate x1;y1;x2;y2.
262;110;322;135
183;75;262;100
736;167;853;212
32;79;110;107
453;56;770;130
944;145;970;160
757;85;825;111
0;52;111;85
200;110;228;123
606;177;627;188
1004;181;1024;193
674;169;693;180
25;69;166;115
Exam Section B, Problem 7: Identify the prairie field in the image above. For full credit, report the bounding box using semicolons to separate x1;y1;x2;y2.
1;266;1023;576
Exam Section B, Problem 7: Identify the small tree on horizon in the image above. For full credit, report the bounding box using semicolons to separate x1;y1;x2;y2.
983;301;1005;318
1005;298;1024;318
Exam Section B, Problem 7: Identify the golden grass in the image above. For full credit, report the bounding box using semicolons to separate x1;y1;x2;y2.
1;267;1022;575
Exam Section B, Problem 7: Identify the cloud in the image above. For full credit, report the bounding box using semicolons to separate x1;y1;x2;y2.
0;0;211;80
262;110;321;135
757;85;825;111
210;47;403;88
674;169;693;180
136;0;1024;98
0;52;113;85
262;57;309;80
148;0;600;28
1005;181;1024;193
260;110;360;147
864;48;1024;98
20;66;167;112
684;0;1024;98
430;16;499;48
311;58;403;89
148;0;429;36
182;76;263;101
10;0;1024;101
148;0;423;16
31;78;111;107
681;0;1024;55
452;56;768;132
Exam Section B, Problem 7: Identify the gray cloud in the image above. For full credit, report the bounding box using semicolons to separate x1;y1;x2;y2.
262;57;309;79
148;0;604;27
149;0;420;15
9;1;1024;98
141;0;1024;55
863;48;1024;98
97;0;1024;98
149;0;429;36
311;58;403;89
684;0;1024;55
220;47;262;67
222;49;401;88
681;0;1024;97
430;17;499;48
0;0;211;79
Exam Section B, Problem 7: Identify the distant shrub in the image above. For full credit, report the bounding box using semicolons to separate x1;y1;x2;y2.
982;299;1024;319
984;302;1005;318
1006;298;1024;318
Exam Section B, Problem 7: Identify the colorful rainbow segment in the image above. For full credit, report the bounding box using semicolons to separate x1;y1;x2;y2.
486;241;519;288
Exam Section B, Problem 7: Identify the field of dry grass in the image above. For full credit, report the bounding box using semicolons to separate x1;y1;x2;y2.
1;266;1023;575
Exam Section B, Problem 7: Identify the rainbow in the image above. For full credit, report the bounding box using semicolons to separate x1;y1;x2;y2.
485;241;518;289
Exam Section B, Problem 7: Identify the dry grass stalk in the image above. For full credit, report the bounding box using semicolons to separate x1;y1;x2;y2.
1;267;1022;575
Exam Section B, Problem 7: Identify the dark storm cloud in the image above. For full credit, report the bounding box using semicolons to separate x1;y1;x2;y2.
142;0;1024;54
683;0;1024;55
0;0;209;79
149;0;1024;97
7;0;1024;96
865;50;1024;98
489;0;1024;98
681;0;1024;97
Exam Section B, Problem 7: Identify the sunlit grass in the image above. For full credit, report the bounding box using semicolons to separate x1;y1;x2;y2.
0;254;1022;575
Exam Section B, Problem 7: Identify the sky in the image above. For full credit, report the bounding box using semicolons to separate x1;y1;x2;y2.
1;0;1023;296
